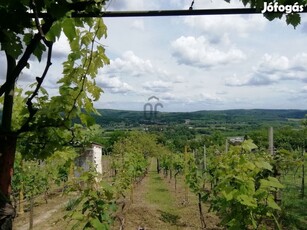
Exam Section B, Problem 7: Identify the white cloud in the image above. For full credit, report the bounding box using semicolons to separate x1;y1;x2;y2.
301;21;307;33
102;51;181;83
169;0;186;8
171;36;245;68
159;92;177;101
161;91;222;104
0;53;7;82
107;0;160;10
173;75;185;83
97;76;133;94
184;15;267;37
107;0;144;10
301;85;307;93
226;73;278;86
131;20;145;31
291;53;307;72
257;54;290;73
143;80;172;93
197;92;222;103
103;51;155;77
52;35;70;59
226;53;307;87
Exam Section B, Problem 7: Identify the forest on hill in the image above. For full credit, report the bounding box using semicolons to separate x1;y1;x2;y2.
95;109;307;124
94;109;307;133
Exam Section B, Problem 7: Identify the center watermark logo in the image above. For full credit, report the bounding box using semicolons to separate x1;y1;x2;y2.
261;2;304;14
143;96;163;120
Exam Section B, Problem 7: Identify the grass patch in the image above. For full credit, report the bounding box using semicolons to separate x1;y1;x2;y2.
145;170;183;227
145;173;175;212
280;169;307;230
65;197;79;211
158;210;180;224
145;159;178;214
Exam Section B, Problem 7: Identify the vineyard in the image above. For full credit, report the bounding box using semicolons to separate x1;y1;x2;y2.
10;130;307;230
1;1;307;229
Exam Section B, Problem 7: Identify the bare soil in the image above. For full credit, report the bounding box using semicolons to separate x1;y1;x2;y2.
113;169;221;230
162;174;222;230
13;192;71;230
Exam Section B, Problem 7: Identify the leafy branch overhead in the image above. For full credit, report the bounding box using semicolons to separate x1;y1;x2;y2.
0;1;109;155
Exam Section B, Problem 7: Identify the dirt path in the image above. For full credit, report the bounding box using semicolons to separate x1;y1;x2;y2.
13;193;70;230
118;160;221;230
162;174;221;230
118;168;183;229
14;203;64;230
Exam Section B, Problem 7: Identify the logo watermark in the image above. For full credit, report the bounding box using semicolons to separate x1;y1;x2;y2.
143;96;163;120
261;2;304;14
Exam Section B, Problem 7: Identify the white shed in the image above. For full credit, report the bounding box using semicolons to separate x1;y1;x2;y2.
75;143;103;174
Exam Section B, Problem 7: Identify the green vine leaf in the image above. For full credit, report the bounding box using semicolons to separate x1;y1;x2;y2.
62;18;77;42
237;194;257;208
33;40;46;62
267;197;281;210
45;21;62;42
286;13;301;28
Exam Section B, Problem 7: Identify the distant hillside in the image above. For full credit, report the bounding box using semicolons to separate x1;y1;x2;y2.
1;109;306;132
94;109;307;129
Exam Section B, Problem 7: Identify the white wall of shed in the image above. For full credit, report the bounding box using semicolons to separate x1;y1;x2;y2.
93;144;103;174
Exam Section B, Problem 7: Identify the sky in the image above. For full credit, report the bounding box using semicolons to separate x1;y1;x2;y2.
2;0;307;112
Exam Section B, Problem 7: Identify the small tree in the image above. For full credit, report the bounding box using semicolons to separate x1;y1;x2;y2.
0;0;109;228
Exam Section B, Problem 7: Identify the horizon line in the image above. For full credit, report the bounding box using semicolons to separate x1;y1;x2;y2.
96;108;307;113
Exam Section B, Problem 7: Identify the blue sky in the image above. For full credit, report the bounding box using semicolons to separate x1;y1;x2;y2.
98;0;307;112
2;0;307;112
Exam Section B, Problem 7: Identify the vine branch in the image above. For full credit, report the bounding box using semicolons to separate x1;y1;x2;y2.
17;41;53;134
17;3;55;134
31;0;47;44
0;19;53;97
65;28;98;121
